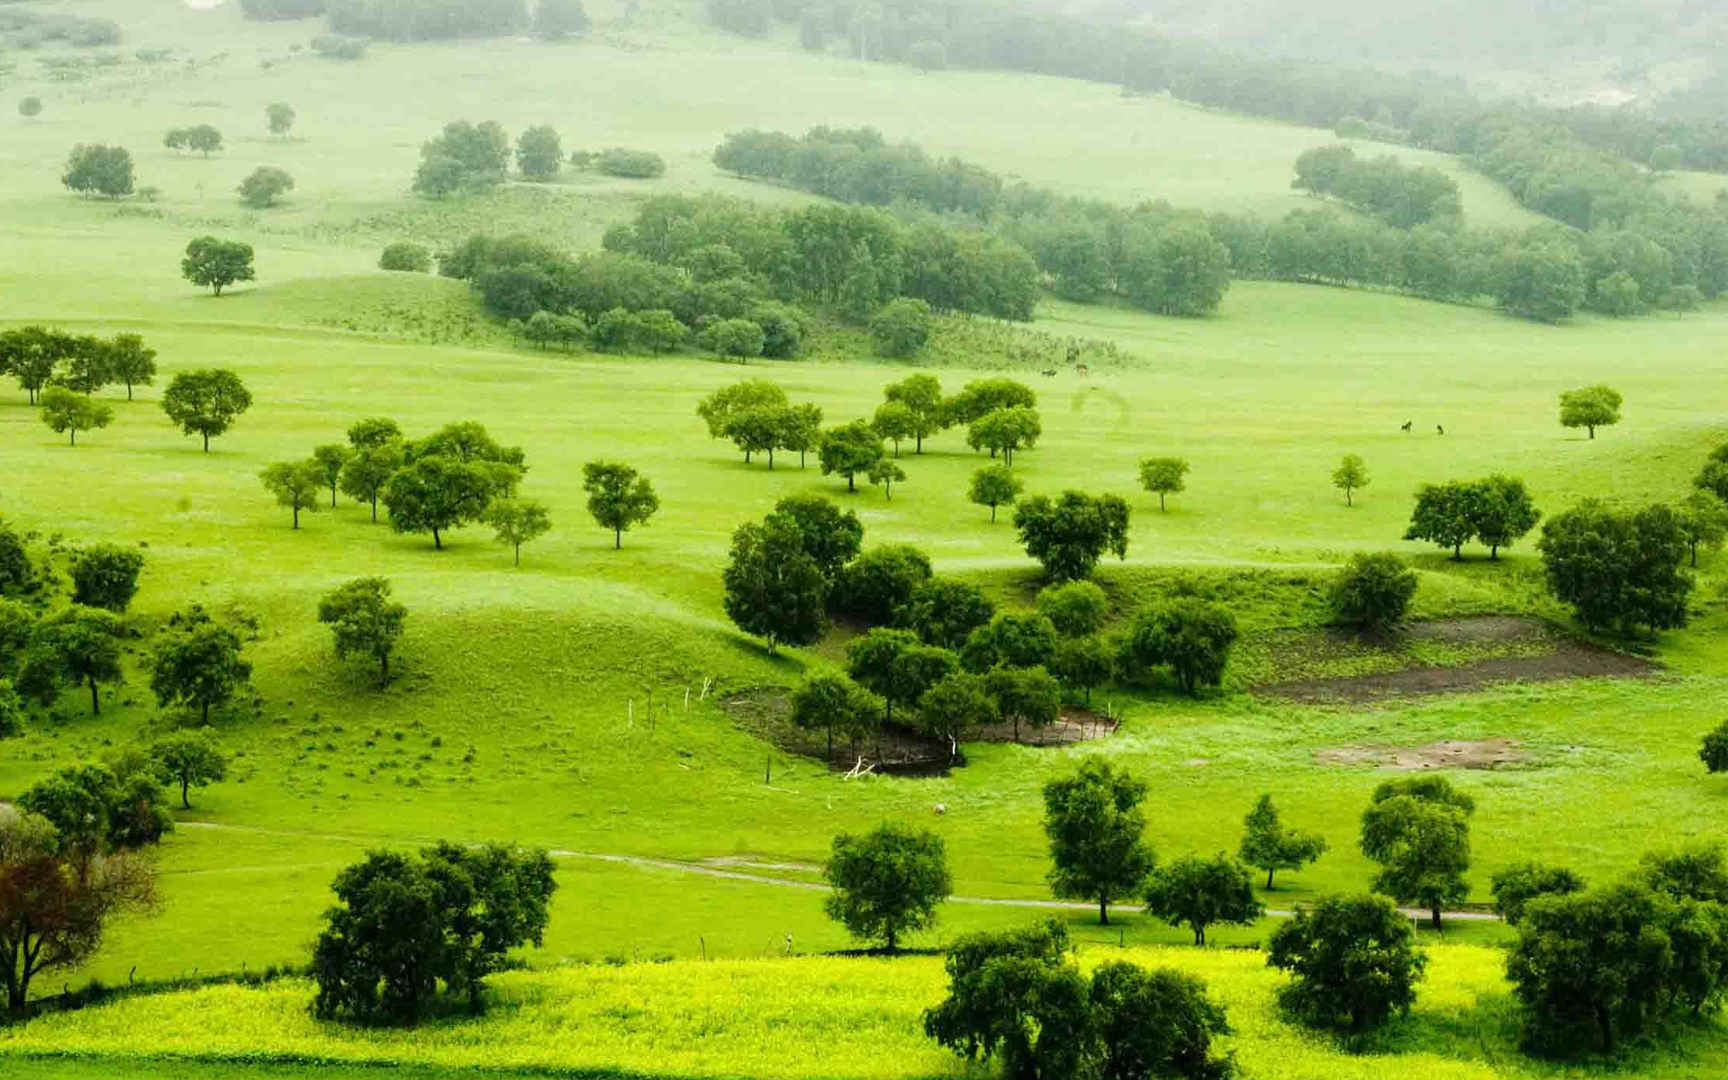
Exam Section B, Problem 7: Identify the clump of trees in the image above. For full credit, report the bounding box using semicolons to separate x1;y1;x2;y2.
1292;144;1462;227
1404;475;1540;560
1538;500;1692;636
924;919;1236;1080
62;145;134;199
164;125;223;156
312;842;555;1024
327;0;527;40
413;121;510;197
380;242;431;272
1116;599;1238;694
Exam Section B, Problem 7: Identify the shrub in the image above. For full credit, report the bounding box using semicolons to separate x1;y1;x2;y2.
1702;720;1728;774
699;318;764;360
597;148;666;178
379;242;432;273
1328;552;1417;630
869;297;932;357
19;97;42;119
1266;893;1426;1032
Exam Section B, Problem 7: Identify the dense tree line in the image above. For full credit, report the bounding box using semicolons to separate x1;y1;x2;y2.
1291;144;1460;227
325;0;525;40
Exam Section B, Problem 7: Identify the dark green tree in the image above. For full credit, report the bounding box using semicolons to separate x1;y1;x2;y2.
1702;720;1728;774
1559;384;1622;439
1328;552;1417;630
1677;491;1728;567
968;464;1023;522
107;333;156;400
266;102;295;136
382;457;496;549
39;387;112;446
1117;600;1238;694
260;460;323;530
310;445;352;508
835;544;932;624
62;145;134;199
582;461;658;549
846;627;918;722
963;613;1059;674
1014;492;1131;582
766;496;862;582
1538;500;1693;636
823;823;952;951
900;579;994;651
1359;780;1473;930
869;297;932;357
237;166;294;208
1239;794;1328;889
1331;454;1369;506
149;614;250;725
1043;758;1156;924
420;842;557;1016
721;517;828;653
984;666;1061;742
483;499;551;566
23;607;123;715
149;730;229;809
339;440;406;523
1138;457;1189;512
515;125;563;180
918;672;995;757
69;545;144;614
181;237;256;296
819;420;886;492
161;369;252;451
1036;581;1109;638
1490;862;1585;926
1266;893;1427;1032
317;577;407;685
1089;963;1235;1080
1143;853;1264;945
884;373;946;452
790;670;882;759
1051;635;1114;704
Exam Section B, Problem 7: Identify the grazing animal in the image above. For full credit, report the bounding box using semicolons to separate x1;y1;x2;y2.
1400;420;1413;432
1075;363;1090;377
1436;424;1445;436
1040;368;1057;377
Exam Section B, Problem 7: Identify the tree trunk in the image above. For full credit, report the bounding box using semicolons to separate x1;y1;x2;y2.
69;429;76;446
1159;492;1166;512
330;486;337;508
1431;904;1443;931
370;495;379;523
990;504;998;523
515;543;522;566
767;449;774;470
202;432;210;452
1588;425;1596;439
1099;897;1109;926
614;528;622;550
1452;543;1462;560
127;382;134;401
89;676;100;715
379;650;390;685
202;699;210;725
847;474;856;492
1596;1005;1613;1052
292;506;300;529
181;777;191;809
915;434;923;453
1194;925;1205;945
1267;867;1276;889
1346;488;1352;506
745;450;752;464
432;527;442;550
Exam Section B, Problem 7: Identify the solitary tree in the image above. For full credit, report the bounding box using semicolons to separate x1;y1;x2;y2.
19;97;42;120
237;166;295;209
1239;794;1328;888
721;517;827;653
1471;475;1542;560
150;615;250;725
581;461;658;549
484;499;551;565
1266;893;1427;1032
1359;778;1473;930
62;144;134;198
968;464;1022;522
1143;853;1264;944
824;823;952;951
1043;758;1156;924
1332;454;1369;506
266;102;296;137
38;386;113;446
181;237;255;296
69;545;145;613
1403;481;1477;560
1559;384;1622;439
0;807;156;1013
1138;457;1190;511
317;577;407;685
1014;491;1131;582
161;369;252;451
260;460;323;529
149;731;229;809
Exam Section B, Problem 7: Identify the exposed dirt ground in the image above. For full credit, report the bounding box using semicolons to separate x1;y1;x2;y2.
1317;738;1528;771
1254;616;1659;704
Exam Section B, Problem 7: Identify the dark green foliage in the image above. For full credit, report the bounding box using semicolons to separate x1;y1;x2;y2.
947;378;1036;426
1014;491;1130;582
1051;636;1114;704
379;242;432;272
266;102;296;135
1638;843;1728;904
699;318;764;360
1292;144;1461;226
483;499;551;566
1116;600;1238;694
1089;963;1236;1080
310;445;351;508
963;613;1058;674
1267;893;1426;1032
312;842;555;1025
327;0;526;40
835;544;932;624
382;457;496;549
884;374;947;452
516;125;563;181
0;680;24;739
1359;779;1473;930
1037;581;1110;638
149;730;229;809
317;578;407;685
164;125;223;157
1043;759;1155;924
0;528;34;598
1492;241;1586;323
1490;863;1586;926
923;920;1094;1080
697;379;787;440
984;666;1061;741
38;387;113;446
1677;491;1728;568
845;627;919;720
150;610;250;726
752;302;806;357
1328;552;1418;630
62;145;134;199
901;579;994;650
1143;853;1264;945
1702;720;1728;774
235;167;294;208
765;496;862;583
414;121;510;196
23;607;122;716
1539;500;1693;636
967;407;1041;466
969;465;1023;522
596;148;666;178
886;644;959;721
1239;795;1327;889
819;420;886;493
790;670;882;758
824;823;951;950
581;461;658;549
869;297;931;356
107;334;156;400
19;760;171;853
1404;476;1540;560
918;672;995;752
340;440;406;523
180;238;255;297
721;517;828;653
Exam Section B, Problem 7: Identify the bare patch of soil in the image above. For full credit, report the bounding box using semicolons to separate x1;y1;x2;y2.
1318;738;1527;771
719;688;1116;776
1255;616;1658;704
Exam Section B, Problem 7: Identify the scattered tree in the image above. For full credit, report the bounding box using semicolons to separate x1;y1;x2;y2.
581;461;658;549
1117;600;1238;694
69;545;145;613
317;577;407;685
380;242;432;272
515;125;563;181
1043;758;1156;924
1331;454;1369;506
19;97;42;120
237;167;294;209
918;672;995;757
38;386;113;446
824;823;952;951
923;920;1094;1080
968;465;1023;523
1328;552;1417;630
1239;794;1328;889
1405;476;1540;560
149;731;229;809
1559;384;1622;439
1051;635;1113;704
484;499;552;565
1490;862;1585;926
867;458;905;500
266;102;296;137
820;420;886;493
23;606;123;715
790;670;882;759
1014;491;1131;582
1143;853;1265;945
984;665;1061;742
62;145;134;199
149;612;250;726
766;495;863;582
260;460;323;529
309;444;351;508
835;544;932;624
1138;457;1189;512
873;401;915;457
1359;777;1474;930
963;613;1058;673
107;334;156;400
382;457;495;549
1677;490;1728;567
1702;720;1728;774
339;440;406;522
1266;893;1427;1033
967;407;1041;466
1089;963;1236;1080
165;124;223;156
180;237;256;296
883;373;947;452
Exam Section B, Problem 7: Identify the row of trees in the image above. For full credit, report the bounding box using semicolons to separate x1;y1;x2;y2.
1291;144;1462;227
0;326;157;404
411;121;660;196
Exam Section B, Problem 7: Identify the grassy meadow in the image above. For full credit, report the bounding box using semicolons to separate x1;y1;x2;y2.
1;3;1727;1077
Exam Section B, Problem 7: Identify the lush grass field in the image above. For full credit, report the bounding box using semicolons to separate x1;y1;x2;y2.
2;4;1728;1077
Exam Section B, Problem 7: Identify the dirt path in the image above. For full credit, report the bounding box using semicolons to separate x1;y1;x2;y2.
179;821;1500;923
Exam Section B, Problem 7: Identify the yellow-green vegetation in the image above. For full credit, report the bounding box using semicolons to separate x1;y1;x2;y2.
19;944;1727;1079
